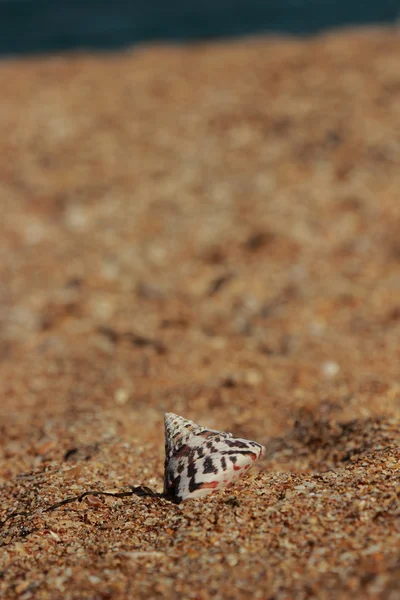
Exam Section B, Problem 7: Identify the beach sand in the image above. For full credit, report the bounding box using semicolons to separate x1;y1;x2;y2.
0;26;399;599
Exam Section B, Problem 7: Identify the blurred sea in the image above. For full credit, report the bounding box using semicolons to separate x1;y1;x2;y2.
0;0;399;56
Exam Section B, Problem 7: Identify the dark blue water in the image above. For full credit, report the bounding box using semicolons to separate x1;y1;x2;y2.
0;0;399;56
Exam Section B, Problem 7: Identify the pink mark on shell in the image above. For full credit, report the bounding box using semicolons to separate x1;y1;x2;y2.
199;481;219;490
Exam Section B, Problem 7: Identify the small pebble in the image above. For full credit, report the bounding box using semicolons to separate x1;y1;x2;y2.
322;361;340;378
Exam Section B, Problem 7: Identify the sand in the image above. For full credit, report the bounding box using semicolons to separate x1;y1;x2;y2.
0;26;399;599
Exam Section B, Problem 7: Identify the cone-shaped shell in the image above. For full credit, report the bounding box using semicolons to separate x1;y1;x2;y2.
164;413;265;502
